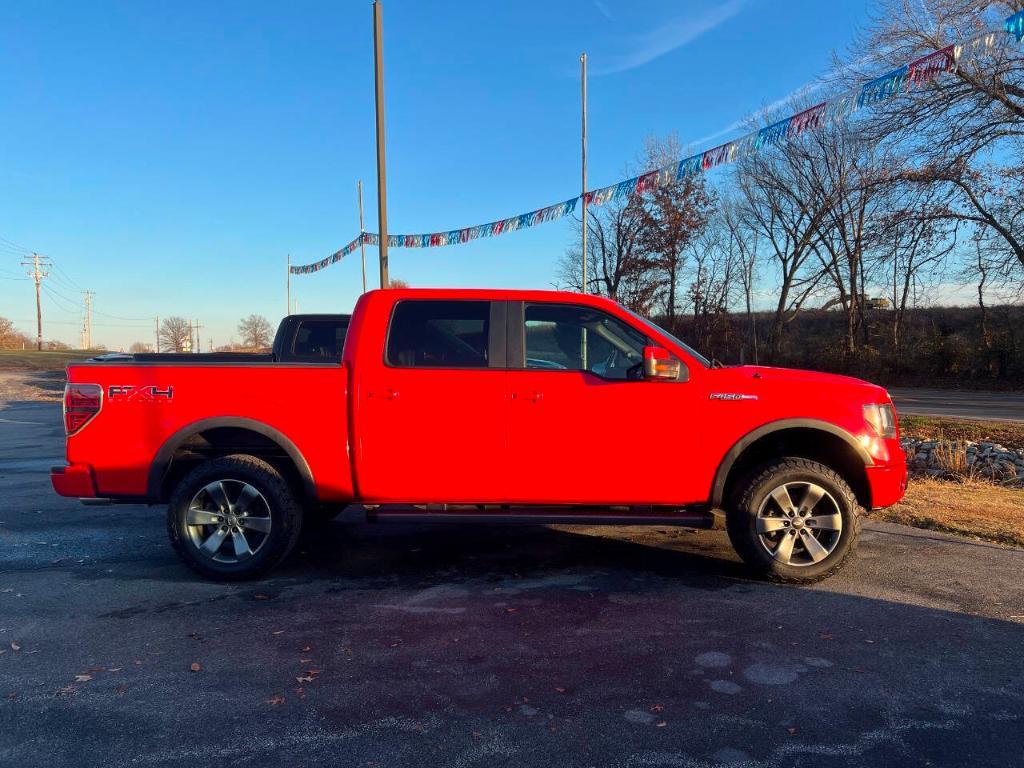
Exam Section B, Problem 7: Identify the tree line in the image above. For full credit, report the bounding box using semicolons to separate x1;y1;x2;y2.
147;314;275;353
560;0;1024;386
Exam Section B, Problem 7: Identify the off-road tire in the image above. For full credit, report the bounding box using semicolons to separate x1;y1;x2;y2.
167;454;303;581
726;457;861;583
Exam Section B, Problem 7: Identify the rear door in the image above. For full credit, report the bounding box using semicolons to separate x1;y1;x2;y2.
504;301;702;505
354;299;509;503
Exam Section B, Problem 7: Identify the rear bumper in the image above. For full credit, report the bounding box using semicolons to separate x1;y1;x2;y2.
51;463;98;498
866;461;908;509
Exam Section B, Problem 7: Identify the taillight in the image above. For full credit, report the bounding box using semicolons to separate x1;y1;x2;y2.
64;383;102;435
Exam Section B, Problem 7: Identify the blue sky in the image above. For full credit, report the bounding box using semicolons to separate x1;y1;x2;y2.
0;0;872;349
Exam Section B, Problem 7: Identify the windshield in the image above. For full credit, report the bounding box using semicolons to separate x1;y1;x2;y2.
621;307;711;368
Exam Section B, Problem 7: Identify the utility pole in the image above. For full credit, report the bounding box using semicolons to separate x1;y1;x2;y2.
372;0;390;289
358;180;367;293
81;291;94;349
580;52;588;295
155;315;160;353
192;319;203;353
20;253;51;351
287;254;292;317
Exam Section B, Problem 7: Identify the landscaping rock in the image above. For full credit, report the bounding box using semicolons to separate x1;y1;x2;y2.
900;436;1024;487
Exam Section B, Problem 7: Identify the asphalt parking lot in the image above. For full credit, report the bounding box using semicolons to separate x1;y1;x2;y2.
1;400;1023;768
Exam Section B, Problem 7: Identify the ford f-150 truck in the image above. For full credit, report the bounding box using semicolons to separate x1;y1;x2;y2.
52;288;907;582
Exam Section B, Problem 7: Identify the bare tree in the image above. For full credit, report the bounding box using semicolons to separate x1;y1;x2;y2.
733;132;831;360
637;135;715;325
723;202;761;363
159;316;192;353
797;127;898;357
559;195;660;313
683;221;739;357
0;317;30;350
238;315;273;350
847;0;1024;279
128;341;153;353
874;182;959;373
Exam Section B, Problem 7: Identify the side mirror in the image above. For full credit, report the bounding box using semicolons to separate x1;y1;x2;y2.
643;345;683;382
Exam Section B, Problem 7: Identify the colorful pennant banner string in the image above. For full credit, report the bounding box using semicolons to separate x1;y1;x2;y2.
1008;9;1024;42
292;14;1023;275
289;234;363;274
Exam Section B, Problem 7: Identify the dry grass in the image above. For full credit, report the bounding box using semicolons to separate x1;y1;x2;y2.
0;349;94;371
874;476;1024;548
900;414;1024;448
0;370;66;402
930;440;971;475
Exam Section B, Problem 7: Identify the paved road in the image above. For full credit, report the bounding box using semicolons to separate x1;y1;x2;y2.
1;401;1023;768
889;388;1024;422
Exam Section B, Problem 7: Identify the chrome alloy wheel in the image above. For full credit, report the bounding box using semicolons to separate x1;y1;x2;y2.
755;482;843;567
185;480;272;564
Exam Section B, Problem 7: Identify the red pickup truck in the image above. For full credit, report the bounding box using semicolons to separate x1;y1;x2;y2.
52;288;906;582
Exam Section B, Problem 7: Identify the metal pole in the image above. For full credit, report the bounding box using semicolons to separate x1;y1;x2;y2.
82;291;94;349
358;180;367;293
372;0;390;289
287;254;291;316
580;52;588;295
155;315;160;352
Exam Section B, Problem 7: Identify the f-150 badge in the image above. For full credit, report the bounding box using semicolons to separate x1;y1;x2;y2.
709;392;758;401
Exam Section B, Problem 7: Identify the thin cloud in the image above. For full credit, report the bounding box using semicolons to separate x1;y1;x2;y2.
592;0;615;21
593;0;744;76
689;49;888;149
691;80;826;149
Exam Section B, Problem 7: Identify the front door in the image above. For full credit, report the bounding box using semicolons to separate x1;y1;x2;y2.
505;301;700;506
355;299;508;503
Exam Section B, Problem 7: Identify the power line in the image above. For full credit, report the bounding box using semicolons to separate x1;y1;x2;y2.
90;305;153;322
49;260;84;292
0;236;31;253
40;283;84;315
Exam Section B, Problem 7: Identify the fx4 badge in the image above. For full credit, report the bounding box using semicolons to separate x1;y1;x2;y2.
108;385;174;403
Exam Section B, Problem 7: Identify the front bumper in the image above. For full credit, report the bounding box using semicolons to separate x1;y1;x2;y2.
866;461;908;509
51;463;98;498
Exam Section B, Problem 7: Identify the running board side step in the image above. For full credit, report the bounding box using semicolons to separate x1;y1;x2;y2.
342;505;720;529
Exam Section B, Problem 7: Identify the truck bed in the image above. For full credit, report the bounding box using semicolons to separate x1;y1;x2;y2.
64;360;353;502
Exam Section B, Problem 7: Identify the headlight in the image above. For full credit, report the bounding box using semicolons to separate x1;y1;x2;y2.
863;403;897;439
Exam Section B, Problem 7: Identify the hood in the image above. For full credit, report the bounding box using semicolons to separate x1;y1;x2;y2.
705;365;890;403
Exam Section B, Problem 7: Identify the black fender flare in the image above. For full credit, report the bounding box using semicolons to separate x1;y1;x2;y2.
709;418;872;508
146;417;316;502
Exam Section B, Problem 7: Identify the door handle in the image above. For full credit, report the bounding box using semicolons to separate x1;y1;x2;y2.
513;390;543;403
369;388;400;400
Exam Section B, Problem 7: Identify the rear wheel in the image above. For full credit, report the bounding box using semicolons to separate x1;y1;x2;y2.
167;455;303;580
726;458;860;583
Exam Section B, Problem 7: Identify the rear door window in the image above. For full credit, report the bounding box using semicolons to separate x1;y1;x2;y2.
292;319;349;361
386;300;491;368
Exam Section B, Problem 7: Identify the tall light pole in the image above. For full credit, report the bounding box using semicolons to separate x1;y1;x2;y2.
372;0;390;289
286;254;291;316
580;52;588;295
358;180;367;293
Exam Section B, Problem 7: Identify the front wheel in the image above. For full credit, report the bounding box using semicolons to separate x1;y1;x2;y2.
167;455;303;581
726;458;861;583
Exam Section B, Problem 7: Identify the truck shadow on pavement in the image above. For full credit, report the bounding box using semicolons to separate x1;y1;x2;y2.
284;521;748;591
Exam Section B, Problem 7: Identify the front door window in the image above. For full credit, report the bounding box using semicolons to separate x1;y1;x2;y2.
524;303;647;380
